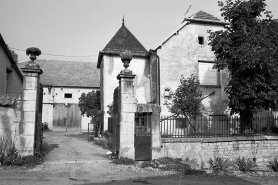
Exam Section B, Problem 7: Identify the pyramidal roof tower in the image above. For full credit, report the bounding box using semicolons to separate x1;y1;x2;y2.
97;19;148;68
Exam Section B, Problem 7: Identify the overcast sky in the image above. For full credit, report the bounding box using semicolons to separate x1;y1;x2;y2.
1;0;277;63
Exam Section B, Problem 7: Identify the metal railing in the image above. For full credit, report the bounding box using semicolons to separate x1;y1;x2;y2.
160;115;278;138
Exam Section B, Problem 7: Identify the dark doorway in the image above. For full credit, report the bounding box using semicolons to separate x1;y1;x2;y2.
134;113;151;161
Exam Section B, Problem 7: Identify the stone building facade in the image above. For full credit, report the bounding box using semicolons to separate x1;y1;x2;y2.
97;21;155;130
155;11;230;116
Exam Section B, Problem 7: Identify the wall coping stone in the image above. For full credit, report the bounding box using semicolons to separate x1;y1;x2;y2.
162;135;278;143
137;103;161;113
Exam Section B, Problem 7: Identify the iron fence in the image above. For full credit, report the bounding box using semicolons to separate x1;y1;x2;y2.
160;115;278;138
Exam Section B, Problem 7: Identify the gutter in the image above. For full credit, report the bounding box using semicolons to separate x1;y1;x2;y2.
183;18;230;25
42;85;100;89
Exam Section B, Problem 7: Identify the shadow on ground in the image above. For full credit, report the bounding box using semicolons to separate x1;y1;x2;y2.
66;132;89;141
80;174;258;185
42;142;59;156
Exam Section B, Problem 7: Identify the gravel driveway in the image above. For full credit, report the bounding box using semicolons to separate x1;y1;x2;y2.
0;130;277;185
38;131;172;183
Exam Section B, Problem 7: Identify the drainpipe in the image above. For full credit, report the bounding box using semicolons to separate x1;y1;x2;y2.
149;50;160;105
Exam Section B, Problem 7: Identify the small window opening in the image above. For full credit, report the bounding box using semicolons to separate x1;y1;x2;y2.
6;68;12;94
64;93;72;98
198;36;204;45
135;113;151;136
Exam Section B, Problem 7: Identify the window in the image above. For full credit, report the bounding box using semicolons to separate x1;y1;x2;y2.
135;113;151;136
64;93;72;98
198;61;220;86
6;68;12;94
163;87;172;98
198;36;204;45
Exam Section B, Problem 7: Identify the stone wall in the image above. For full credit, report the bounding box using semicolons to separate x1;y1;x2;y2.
159;136;278;169
0;66;43;156
0;99;22;155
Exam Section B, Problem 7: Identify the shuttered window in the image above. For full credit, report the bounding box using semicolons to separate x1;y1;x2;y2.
198;61;219;86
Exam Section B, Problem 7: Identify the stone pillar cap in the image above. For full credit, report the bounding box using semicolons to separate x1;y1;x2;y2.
117;73;136;80
21;67;43;75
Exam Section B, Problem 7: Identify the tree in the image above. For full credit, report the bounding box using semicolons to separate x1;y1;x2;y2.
78;90;103;137
208;0;278;131
164;75;203;132
107;101;113;117
6;45;18;63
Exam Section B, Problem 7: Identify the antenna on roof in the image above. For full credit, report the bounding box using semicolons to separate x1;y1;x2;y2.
184;5;191;17
122;15;125;25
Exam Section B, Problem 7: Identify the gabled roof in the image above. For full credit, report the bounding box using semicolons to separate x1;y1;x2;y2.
187;11;220;21
154;11;229;51
182;11;229;25
97;23;148;68
0;34;23;81
0;94;20;106
18;60;99;88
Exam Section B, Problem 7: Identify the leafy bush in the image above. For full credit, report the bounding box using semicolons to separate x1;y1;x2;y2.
140;157;206;175
233;157;257;172
0;137;43;167
141;160;160;168
184;157;197;164
94;138;108;149
267;158;278;172
154;157;182;165
2;155;43;167
1;148;43;167
184;168;207;176
207;156;231;174
42;122;49;131
112;157;135;165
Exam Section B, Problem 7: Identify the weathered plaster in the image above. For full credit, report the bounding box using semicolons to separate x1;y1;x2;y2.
102;55;150;130
117;73;137;159
157;22;228;115
0;101;21;155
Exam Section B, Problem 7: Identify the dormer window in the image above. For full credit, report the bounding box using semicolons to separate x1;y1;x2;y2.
198;36;204;45
64;93;72;98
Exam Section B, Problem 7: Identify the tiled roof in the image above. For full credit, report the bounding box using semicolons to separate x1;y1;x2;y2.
189;11;220;21
0;94;19;106
18;60;99;87
182;11;227;24
0;34;23;81
103;23;148;55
